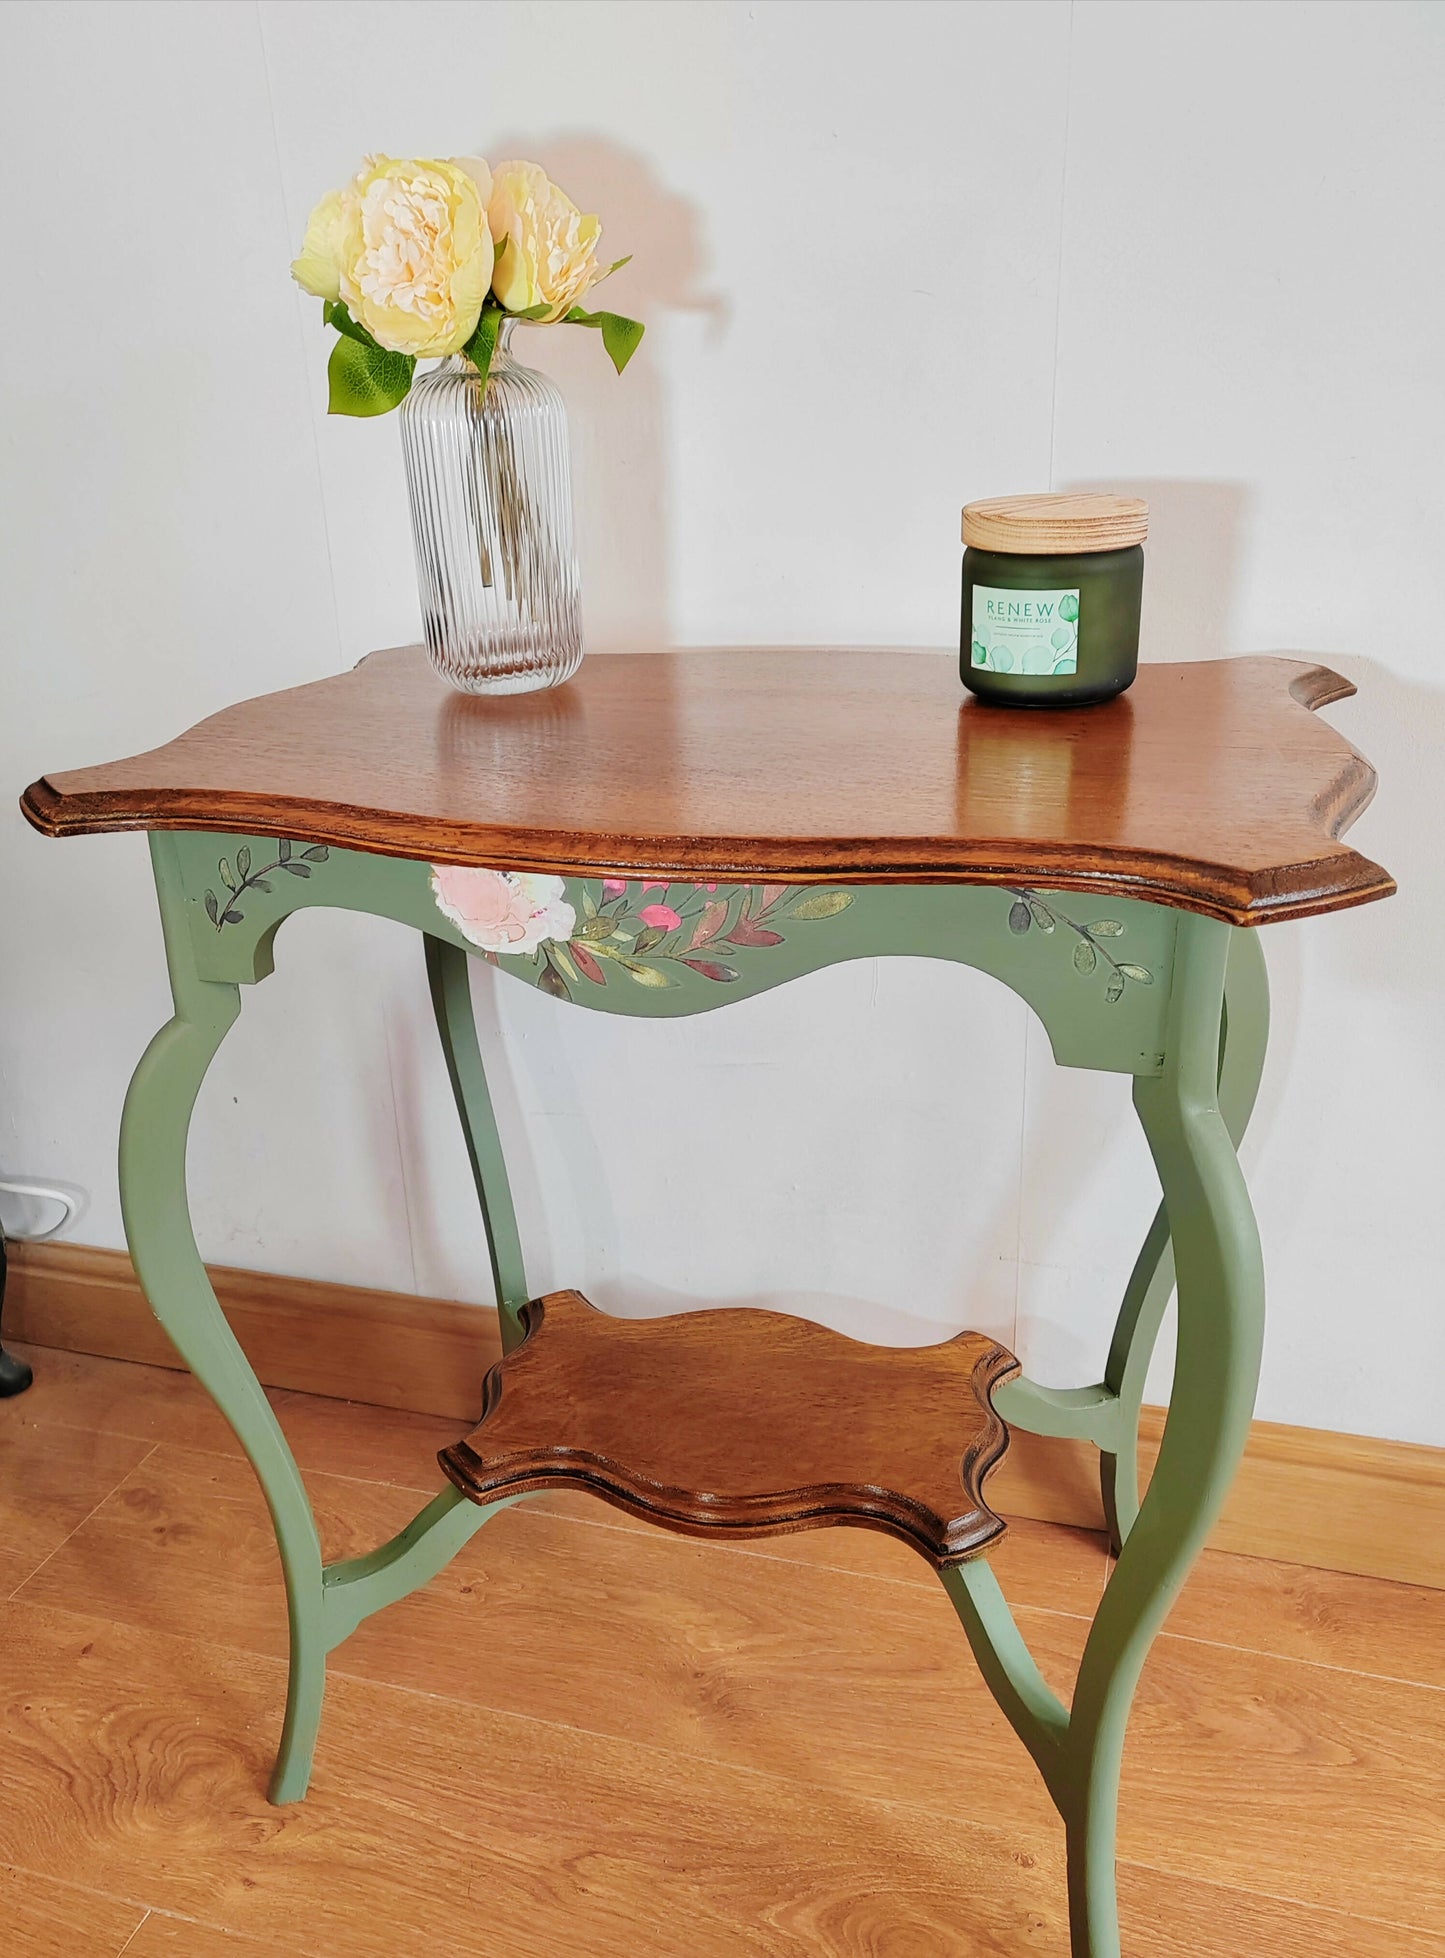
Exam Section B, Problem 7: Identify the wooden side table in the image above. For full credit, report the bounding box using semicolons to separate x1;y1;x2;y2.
22;647;1393;1958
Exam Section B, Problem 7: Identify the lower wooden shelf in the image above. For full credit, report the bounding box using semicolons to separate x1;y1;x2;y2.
439;1290;1020;1569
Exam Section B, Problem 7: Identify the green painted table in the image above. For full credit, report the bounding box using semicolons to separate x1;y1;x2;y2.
22;646;1393;1957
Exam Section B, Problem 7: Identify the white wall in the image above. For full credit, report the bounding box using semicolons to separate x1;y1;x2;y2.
2;0;1440;1442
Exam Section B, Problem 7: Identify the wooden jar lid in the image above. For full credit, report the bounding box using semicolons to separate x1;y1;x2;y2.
961;493;1149;555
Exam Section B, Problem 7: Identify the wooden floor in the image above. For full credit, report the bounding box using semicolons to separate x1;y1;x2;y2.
2;1345;1442;1956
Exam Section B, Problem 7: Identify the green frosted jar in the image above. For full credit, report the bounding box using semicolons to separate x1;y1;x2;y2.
960;494;1147;707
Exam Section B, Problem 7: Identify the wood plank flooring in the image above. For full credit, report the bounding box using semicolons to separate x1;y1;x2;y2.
1;1342;1441;1955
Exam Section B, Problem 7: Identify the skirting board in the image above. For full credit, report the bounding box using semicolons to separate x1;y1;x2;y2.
8;1240;1443;1593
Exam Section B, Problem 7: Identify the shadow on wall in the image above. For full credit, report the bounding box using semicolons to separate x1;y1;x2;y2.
1061;476;1249;667
482;132;724;652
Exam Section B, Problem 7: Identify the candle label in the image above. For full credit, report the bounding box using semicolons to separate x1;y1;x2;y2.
971;587;1080;676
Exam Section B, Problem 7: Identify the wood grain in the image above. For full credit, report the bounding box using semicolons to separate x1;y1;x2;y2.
6;1374;1445;1954
21;646;1392;925
0;1866;145;1958
439;1290;1019;1568
962;492;1149;553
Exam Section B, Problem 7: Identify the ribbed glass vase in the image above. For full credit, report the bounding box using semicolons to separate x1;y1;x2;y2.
399;330;583;694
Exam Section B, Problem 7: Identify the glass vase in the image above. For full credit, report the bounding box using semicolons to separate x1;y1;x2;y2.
399;330;583;694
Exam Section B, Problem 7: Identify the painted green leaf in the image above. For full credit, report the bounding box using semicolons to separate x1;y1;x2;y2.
551;945;579;982
1073;940;1097;974
223;907;245;926
279;839;292;863
1105;974;1125;1004
283;861;312;878
631;926;667;955
251;877;272;893
787;890;853;920
327;333;415;417
236;845;252;879
218;859;236;892
562;304;646;373
1008;900;1032;934
1091;920;1124;937
204;890;219;925
1059;593;1079;623
302;845;329;863
537;962;570;1001
579;914;617;940
1117;963;1153;984
581;886;598;919
1026;898;1055;932
618;957;672;987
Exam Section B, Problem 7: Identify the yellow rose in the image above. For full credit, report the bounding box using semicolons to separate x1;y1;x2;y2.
292;155;495;359
488;161;602;322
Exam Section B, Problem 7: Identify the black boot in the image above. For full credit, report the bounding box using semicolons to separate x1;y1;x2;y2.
0;1227;34;1397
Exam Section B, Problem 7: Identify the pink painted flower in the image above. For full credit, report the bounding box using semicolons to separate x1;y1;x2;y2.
639;903;682;931
602;878;627;898
430;866;576;955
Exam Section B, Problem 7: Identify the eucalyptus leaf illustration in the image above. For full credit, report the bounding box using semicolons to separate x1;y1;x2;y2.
207;841;331;931
1006;888;1152;1004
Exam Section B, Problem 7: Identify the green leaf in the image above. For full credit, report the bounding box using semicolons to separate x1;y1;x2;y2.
1105;973;1125;1004
617;957;672;987
786;890;853;920
324;299;378;347
462;305;503;388
251;877;272;893
327;333;415;417
302;845;329;862
283;860;312;878
279;839;292;862
1008;899;1032;935
218;859;236;892
581;886;598;919
631;926;667;955
1117;963;1153;984
537;962;570;1001
1026;898;1055;932
222;907;245;926
204;890;219;926
236;845;251;879
563;304;646;374
579;914;617;941
1091;920;1124;937
1073;940;1097;975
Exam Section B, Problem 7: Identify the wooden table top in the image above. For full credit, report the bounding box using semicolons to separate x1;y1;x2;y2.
21;646;1393;926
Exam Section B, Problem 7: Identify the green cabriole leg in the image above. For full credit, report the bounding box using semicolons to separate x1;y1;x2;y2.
424;935;530;1353
120;835;327;1802
1099;926;1269;1552
119;840;520;1803
950;913;1265;1957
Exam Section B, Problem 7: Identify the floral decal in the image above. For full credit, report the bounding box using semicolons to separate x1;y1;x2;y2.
1005;888;1153;1004
432;873;854;1003
430;867;576;955
205;841;330;930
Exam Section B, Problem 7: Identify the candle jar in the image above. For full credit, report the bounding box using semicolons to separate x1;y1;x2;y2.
960;494;1147;707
